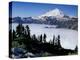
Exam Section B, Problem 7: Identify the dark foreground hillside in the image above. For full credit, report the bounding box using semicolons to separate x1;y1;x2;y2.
9;23;78;58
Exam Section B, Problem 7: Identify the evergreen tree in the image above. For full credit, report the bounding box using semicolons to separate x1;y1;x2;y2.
24;25;31;44
26;25;30;37
53;35;55;45
32;34;36;40
16;23;24;37
13;30;16;40
75;45;78;53
40;34;42;42
55;37;58;45
43;33;46;43
49;39;52;44
57;35;61;48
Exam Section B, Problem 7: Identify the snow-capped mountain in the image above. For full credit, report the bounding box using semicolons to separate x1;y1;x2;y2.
35;8;72;21
38;8;64;18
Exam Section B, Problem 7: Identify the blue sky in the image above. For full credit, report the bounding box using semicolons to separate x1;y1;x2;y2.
10;1;78;17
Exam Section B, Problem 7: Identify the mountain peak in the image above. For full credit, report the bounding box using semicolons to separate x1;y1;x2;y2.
52;8;60;12
39;8;64;18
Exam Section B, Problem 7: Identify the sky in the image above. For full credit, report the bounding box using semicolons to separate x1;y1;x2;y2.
9;1;78;18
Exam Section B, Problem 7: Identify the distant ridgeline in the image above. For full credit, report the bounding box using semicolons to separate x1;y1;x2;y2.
9;16;78;30
9;23;78;58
